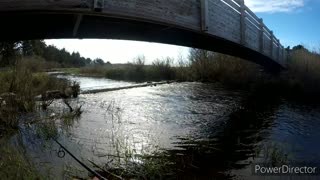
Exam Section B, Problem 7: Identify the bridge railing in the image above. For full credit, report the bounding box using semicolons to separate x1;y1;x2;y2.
202;0;287;66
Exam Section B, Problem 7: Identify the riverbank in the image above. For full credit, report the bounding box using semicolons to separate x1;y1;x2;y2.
56;46;320;102
56;57;176;82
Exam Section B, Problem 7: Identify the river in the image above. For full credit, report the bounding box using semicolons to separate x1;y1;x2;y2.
13;75;320;179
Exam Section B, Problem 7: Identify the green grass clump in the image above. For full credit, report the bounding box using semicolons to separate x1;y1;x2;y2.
0;56;73;130
0;143;41;179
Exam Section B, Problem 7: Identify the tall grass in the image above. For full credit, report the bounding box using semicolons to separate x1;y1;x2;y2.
283;48;320;94
182;48;262;88
0;142;41;179
0;56;72;129
71;56;177;82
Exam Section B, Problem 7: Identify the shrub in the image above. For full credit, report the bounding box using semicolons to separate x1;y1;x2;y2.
147;57;175;81
187;48;261;87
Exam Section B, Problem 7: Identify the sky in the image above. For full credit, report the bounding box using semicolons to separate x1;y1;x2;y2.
45;0;320;64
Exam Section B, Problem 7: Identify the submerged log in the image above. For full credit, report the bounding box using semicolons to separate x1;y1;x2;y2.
41;90;62;101
81;81;176;94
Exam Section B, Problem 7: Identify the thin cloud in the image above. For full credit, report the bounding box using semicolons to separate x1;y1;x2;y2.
244;0;305;13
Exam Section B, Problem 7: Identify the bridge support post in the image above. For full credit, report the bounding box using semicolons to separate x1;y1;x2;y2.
240;0;246;46
73;14;83;37
94;0;104;11
270;31;274;58
201;0;209;32
259;18;264;53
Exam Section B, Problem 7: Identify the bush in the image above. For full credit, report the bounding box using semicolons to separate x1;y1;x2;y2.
187;48;261;87
79;65;106;77
17;56;60;72
147;58;175;81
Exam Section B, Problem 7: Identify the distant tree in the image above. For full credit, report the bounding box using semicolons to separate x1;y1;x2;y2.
188;48;216;81
1;40;92;67
93;58;104;65
0;41;22;66
21;40;34;56
292;45;306;51
286;46;291;51
133;55;146;68
85;58;92;65
31;40;46;56
130;55;146;81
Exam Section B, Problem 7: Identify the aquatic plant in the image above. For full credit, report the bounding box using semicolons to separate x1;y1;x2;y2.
255;142;291;167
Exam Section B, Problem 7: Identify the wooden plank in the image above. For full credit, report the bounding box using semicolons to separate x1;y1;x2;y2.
232;0;241;5
102;0;201;31
244;6;260;26
263;26;272;38
207;0;241;43
221;0;241;13
263;33;271;55
245;18;259;51
245;10;260;28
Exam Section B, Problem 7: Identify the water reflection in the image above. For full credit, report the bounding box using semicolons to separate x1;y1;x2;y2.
55;74;135;91
162;94;282;179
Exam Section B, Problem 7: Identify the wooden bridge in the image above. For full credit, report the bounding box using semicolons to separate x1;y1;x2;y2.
0;0;287;70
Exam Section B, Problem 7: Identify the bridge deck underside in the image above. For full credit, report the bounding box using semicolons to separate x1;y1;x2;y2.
0;12;283;71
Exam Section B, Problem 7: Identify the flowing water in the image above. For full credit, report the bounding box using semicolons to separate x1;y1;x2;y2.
10;75;320;179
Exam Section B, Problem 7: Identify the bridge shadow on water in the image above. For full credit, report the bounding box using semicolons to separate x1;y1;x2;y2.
158;94;282;179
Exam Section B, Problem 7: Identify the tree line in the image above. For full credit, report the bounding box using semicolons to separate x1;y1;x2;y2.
0;40;106;67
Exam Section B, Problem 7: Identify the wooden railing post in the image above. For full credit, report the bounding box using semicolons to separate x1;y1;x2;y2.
270;31;274;58
240;0;246;45
201;0;209;32
283;48;288;65
277;39;280;62
259;18;264;53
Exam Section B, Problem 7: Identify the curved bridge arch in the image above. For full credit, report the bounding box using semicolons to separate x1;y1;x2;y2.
0;0;287;70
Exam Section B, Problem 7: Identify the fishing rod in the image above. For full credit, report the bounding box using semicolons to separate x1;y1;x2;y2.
52;138;107;180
